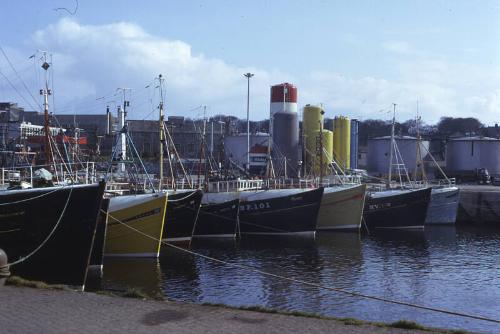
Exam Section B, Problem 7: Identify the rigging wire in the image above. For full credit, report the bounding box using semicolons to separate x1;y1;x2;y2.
0;68;39;112
0;46;42;111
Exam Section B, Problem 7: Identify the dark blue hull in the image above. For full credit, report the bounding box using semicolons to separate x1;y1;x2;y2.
0;181;106;287
239;187;324;236
193;199;239;238
364;187;432;230
163;190;203;241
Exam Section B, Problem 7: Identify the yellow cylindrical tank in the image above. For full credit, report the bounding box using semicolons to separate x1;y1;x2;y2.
332;116;351;170
332;117;341;164
313;129;333;175
323;130;334;164
340;116;351;170
303;105;324;171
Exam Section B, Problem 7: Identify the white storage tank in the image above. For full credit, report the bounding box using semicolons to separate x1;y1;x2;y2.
367;136;429;176
446;136;500;174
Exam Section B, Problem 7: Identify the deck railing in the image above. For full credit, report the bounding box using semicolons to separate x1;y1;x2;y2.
1;161;96;187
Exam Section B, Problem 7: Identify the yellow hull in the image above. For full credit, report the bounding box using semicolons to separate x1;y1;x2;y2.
317;184;366;231
104;193;167;258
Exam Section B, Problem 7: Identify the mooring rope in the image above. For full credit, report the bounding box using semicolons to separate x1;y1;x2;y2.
2;186;74;268
0;185;67;206
166;190;200;203
105;213;500;325
199;205;239;223
186;202;291;233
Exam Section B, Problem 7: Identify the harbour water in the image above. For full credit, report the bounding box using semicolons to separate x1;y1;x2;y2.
102;226;500;334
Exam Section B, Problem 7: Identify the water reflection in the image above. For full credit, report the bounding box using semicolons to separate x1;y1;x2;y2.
101;228;500;334
159;245;201;301
240;236;322;311
315;232;363;283
101;257;162;298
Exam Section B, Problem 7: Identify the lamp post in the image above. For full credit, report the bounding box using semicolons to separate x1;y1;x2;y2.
244;72;254;173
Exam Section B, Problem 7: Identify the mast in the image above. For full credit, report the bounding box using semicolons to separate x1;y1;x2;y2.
319;120;324;185
116;88;130;173
302;130;306;178
210;121;214;155
197;106;207;189
415;100;426;183
158;74;165;191
244;73;254;173
40;53;53;168
203;107;208;190
387;103;396;189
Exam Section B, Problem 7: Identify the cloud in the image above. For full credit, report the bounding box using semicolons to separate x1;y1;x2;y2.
1;19;498;126
295;41;500;124
28;18;278;119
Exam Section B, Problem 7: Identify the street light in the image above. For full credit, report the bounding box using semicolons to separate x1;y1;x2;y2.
244;72;254;173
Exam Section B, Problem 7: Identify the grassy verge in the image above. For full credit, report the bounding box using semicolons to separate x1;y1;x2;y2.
95;287;164;301
201;302;470;333
388;320;426;330
5;275;72;291
5;276;162;301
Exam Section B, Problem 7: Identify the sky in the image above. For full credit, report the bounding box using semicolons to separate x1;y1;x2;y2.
0;0;499;125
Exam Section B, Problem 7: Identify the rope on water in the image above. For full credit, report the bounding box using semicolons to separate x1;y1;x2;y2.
2;186;74;268
106;213;500;325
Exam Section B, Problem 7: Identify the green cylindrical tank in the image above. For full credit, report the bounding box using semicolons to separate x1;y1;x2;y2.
303;105;324;171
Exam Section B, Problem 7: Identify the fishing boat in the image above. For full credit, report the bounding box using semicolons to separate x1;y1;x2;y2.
239;187;324;236
425;186;460;224
411;105;460;224
0;181;106;287
412;144;460;225
162;189;203;242
364;187;432;230
104;192;167;258
362;104;431;230
193;198;240;238
204;187;324;236
90;198;110;267
86;197;110;286
316;184;366;231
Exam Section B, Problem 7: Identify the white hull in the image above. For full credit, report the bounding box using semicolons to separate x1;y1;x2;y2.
425;187;460;224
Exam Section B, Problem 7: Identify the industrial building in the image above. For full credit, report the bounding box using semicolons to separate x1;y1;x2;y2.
0;102;228;161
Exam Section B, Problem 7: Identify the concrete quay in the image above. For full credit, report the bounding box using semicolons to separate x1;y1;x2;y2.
457;185;500;224
0;285;449;334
